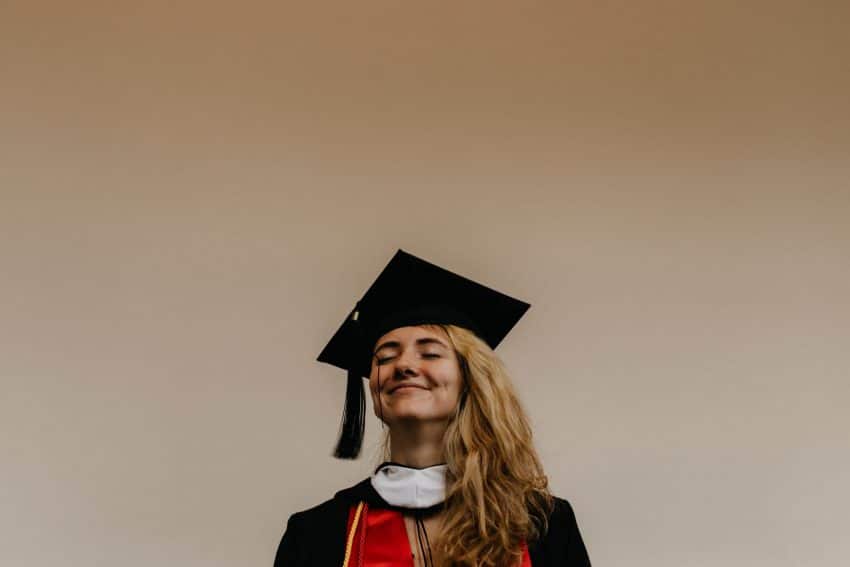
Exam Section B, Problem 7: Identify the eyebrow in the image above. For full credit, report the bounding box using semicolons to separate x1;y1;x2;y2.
373;337;448;354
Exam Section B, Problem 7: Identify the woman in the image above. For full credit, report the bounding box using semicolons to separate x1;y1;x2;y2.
274;250;591;567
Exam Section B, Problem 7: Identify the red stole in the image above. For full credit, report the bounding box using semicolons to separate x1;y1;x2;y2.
343;503;532;567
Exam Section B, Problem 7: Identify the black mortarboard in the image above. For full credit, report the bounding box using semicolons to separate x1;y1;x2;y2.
318;249;531;459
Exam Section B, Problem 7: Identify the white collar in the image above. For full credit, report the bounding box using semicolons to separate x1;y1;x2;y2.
370;462;447;509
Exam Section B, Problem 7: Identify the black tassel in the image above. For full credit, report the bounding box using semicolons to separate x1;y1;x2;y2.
333;367;366;459
333;302;366;459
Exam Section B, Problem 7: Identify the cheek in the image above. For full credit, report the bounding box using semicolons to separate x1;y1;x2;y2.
368;367;382;397
368;373;381;397
435;367;463;399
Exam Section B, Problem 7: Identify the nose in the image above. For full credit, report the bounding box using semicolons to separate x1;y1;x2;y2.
393;349;420;378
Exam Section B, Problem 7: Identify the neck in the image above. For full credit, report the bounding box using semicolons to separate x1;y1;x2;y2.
388;420;447;468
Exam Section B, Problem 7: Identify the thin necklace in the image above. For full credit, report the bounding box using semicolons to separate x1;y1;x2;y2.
407;509;437;567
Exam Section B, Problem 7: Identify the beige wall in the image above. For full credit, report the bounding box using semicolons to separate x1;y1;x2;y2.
2;1;848;565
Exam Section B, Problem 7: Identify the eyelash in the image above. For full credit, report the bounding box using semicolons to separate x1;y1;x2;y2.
375;353;441;365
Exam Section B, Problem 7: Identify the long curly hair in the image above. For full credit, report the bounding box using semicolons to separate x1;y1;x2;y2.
379;324;554;567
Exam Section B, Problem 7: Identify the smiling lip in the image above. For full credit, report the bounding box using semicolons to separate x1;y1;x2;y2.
389;385;427;393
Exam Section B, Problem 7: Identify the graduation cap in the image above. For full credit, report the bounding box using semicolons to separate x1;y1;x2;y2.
318;249;531;459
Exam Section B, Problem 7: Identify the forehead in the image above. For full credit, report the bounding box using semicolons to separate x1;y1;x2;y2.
373;325;448;348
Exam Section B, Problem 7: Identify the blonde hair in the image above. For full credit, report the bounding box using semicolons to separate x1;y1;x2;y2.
380;324;553;567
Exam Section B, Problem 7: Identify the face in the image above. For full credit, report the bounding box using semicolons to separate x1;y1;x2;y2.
369;325;464;425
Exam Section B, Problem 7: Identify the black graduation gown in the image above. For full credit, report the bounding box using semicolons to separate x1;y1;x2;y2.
273;478;591;566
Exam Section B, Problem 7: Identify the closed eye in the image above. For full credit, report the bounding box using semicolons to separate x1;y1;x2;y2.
375;353;441;365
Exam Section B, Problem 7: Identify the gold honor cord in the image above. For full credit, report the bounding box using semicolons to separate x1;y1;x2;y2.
342;501;366;567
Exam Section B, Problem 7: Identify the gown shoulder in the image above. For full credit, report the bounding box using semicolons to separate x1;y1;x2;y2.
527;496;592;567
272;479;370;567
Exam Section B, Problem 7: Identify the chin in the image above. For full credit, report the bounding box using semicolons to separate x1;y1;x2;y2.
394;412;432;421
379;395;454;423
